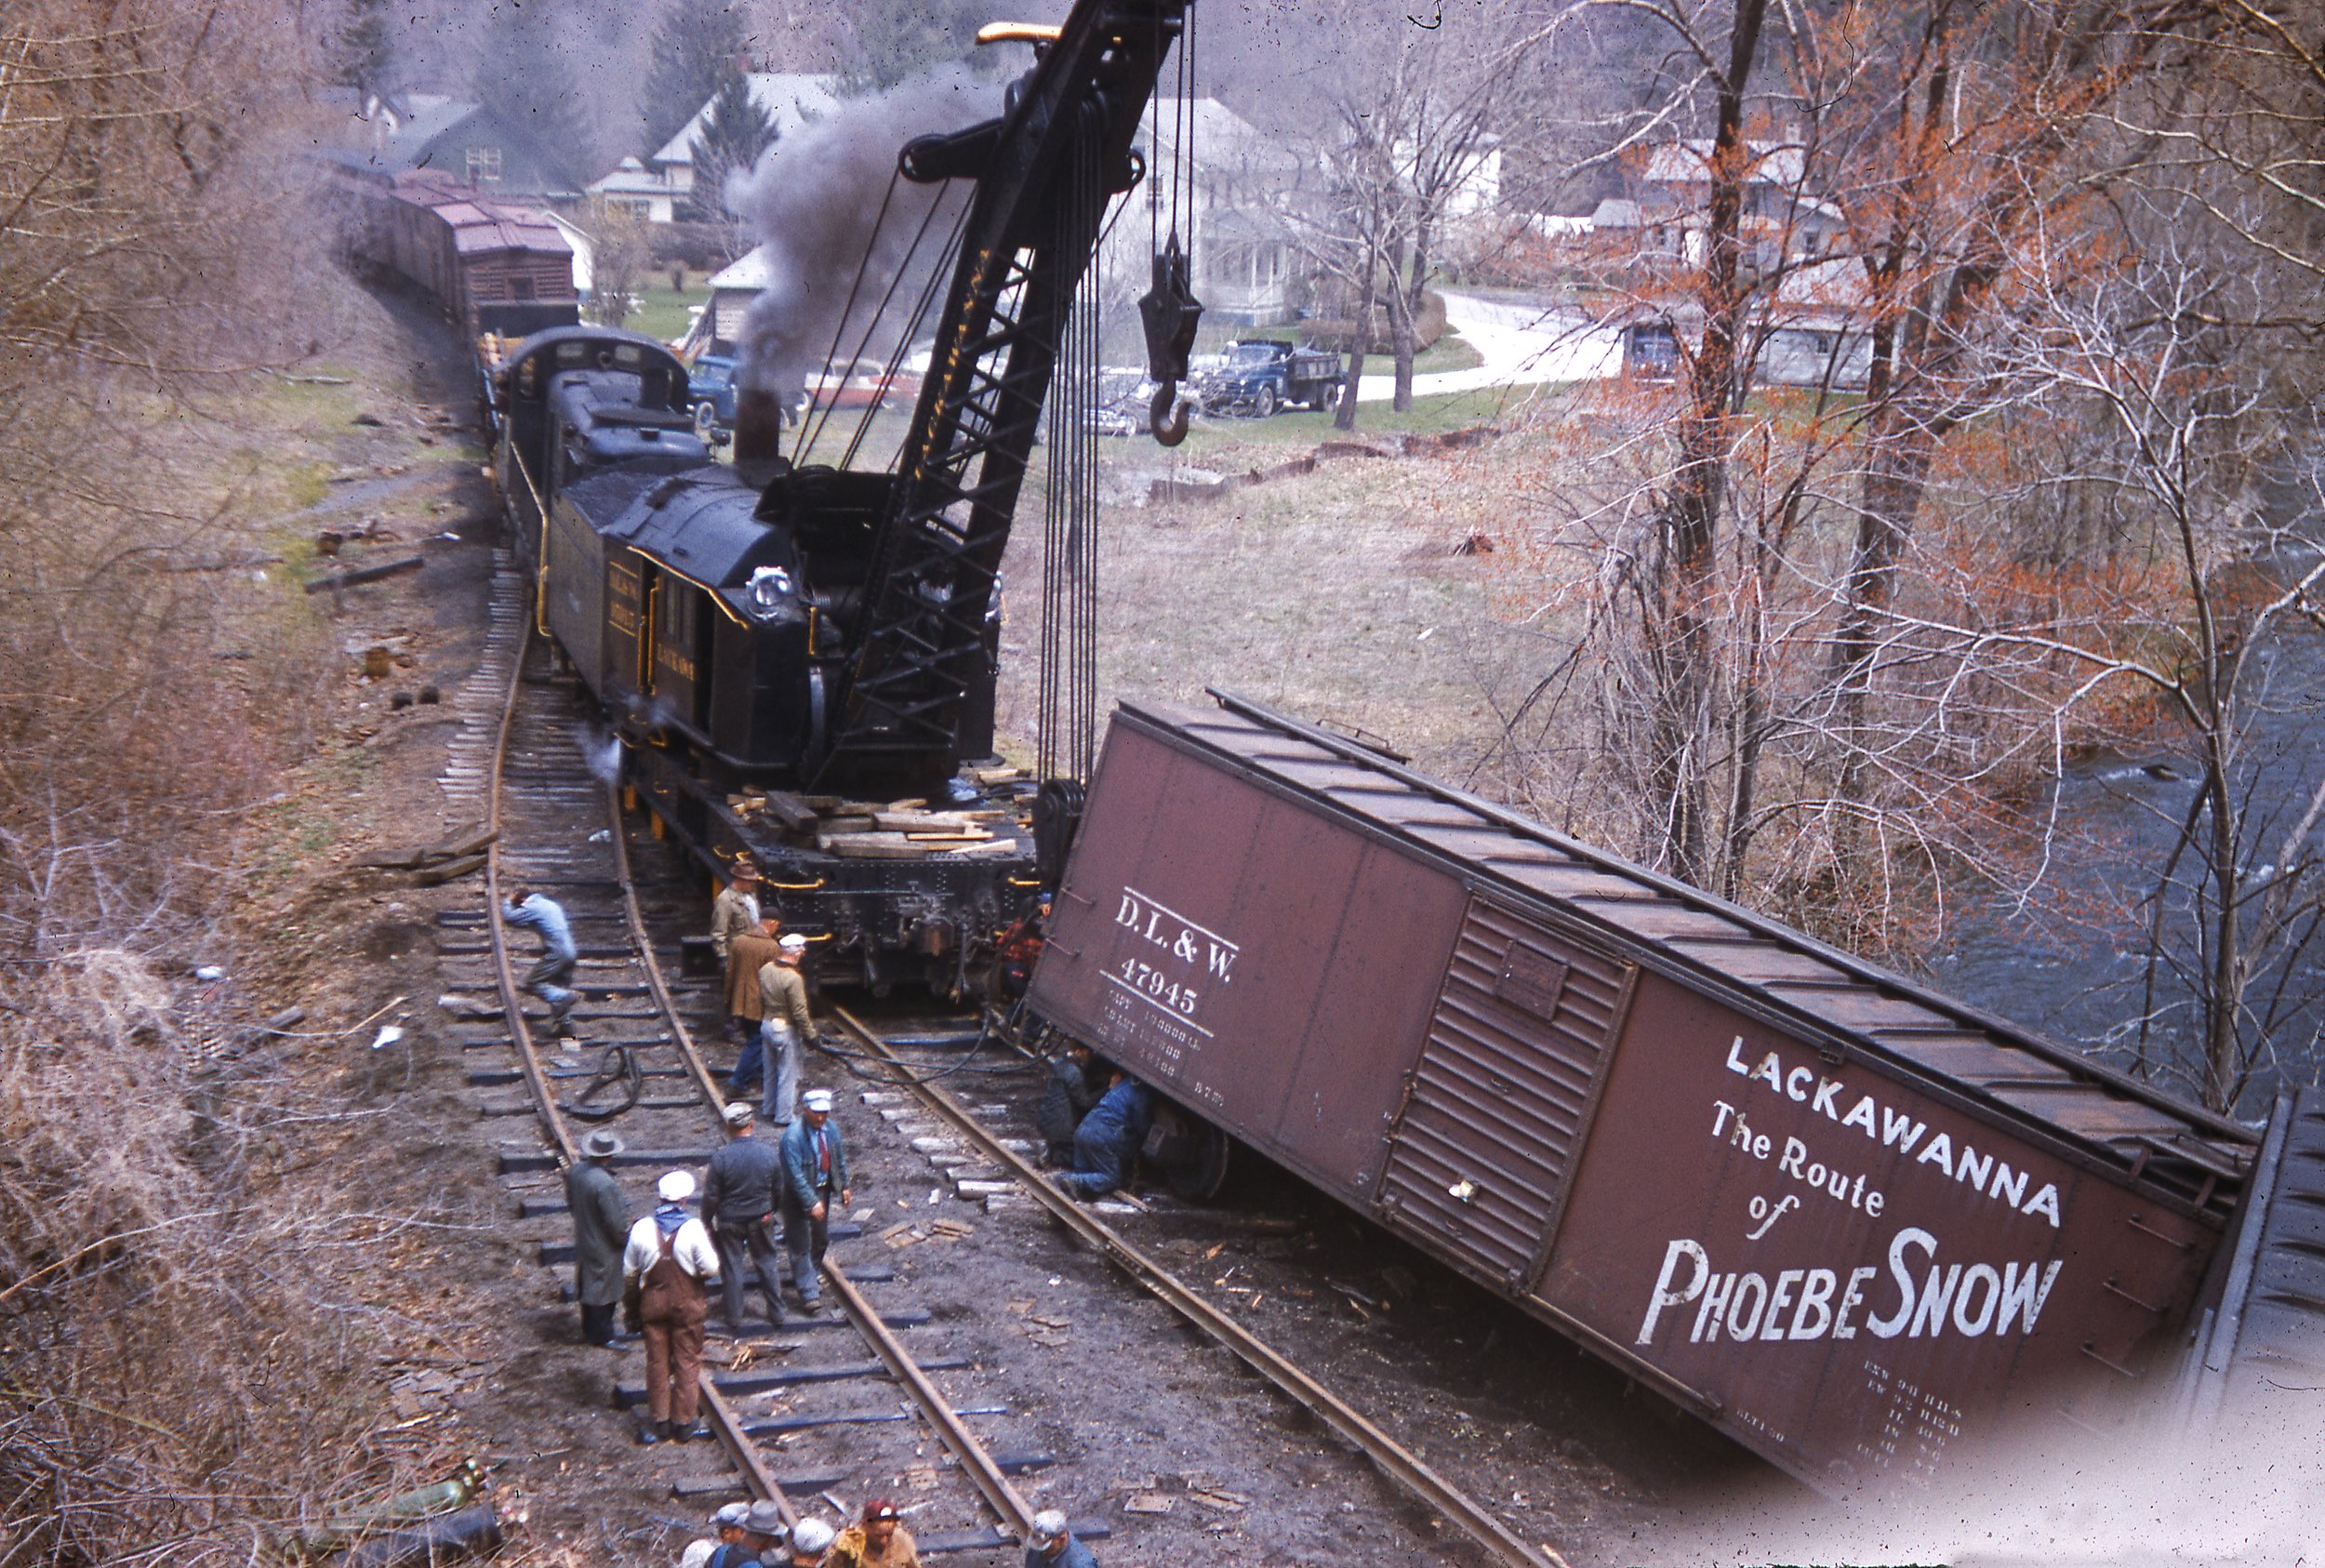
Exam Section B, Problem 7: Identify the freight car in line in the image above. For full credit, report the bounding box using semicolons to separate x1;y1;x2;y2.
1023;691;2286;1490
329;166;582;342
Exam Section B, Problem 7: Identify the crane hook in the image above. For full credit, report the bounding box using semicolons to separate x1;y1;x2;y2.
1149;380;1189;446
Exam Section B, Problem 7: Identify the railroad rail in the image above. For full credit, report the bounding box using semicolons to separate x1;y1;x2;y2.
468;616;1037;1548
825;1003;1576;1568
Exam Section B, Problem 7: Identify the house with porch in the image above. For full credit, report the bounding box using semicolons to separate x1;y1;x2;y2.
587;73;844;221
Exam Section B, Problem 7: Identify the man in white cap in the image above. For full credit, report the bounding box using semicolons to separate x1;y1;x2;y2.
778;1088;851;1313
1021;1510;1096;1568
622;1169;720;1443
786;1516;837;1567
565;1129;629;1347
701;1099;787;1335
757;932;815;1129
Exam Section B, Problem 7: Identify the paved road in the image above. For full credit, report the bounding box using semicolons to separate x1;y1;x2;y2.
1348;290;1621;403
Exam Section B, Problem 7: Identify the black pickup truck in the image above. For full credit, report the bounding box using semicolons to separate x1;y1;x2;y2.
1197;339;1343;416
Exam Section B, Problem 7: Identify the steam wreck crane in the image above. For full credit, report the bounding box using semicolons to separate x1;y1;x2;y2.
806;0;1197;800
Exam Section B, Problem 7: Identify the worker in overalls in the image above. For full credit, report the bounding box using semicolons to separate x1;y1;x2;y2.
622;1169;720;1443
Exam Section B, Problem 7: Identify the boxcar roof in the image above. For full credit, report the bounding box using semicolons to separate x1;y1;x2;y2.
2183;1090;2325;1408
1133;691;2257;1214
392;169;570;258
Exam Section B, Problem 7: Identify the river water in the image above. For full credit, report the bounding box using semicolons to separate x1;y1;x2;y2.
1922;564;2325;1123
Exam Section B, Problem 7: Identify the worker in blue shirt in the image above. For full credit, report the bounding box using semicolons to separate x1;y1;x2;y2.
1056;1073;1152;1200
501;888;578;1035
778;1088;852;1312
1023;1509;1097;1568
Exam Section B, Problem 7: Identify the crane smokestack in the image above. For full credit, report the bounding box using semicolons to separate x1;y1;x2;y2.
732;387;787;472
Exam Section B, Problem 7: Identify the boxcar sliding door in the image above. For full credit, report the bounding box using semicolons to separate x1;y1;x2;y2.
1373;895;1637;1290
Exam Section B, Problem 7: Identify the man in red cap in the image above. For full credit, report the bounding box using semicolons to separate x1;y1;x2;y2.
827;1497;918;1568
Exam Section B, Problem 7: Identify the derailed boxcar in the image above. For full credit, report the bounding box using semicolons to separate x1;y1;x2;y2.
1023;692;2260;1488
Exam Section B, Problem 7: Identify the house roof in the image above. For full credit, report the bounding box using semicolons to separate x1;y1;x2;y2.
369;100;583;196
1641;140;1809;189
651;73;844;169
707;250;776;291
589;158;670;198
1144;95;1295;179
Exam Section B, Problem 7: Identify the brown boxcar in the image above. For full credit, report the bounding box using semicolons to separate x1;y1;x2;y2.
330;165;578;339
1024;692;2259;1488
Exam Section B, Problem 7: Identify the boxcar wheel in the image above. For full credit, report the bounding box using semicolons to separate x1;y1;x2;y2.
1163;1120;1231;1201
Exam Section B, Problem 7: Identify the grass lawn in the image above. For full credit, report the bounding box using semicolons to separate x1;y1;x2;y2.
997;410;1577;791
596;282;707;345
1159;380;1557;463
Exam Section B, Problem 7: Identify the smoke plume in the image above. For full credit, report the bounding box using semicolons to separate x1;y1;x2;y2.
729;70;999;403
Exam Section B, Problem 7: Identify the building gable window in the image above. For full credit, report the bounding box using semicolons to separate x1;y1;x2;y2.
467;145;503;184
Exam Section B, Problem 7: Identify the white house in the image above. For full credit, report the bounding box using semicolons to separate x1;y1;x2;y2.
590;156;677;224
588;74;844;222
1095;98;1302;326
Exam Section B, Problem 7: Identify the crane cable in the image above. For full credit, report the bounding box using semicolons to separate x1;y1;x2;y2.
1037;105;1105;785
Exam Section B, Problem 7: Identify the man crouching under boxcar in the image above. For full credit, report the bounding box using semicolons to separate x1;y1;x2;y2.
1056;1071;1153;1201
1034;1040;1099;1168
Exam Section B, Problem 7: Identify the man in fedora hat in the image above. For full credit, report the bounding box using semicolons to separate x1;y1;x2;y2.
701;1099;787;1335
711;859;763;962
711;861;763;1043
778;1088;850;1313
566;1129;629;1347
623;1169;721;1442
727;1500;789;1566
725;910;784;1095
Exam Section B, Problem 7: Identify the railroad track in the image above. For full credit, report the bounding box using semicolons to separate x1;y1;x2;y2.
437;568;1585;1564
821;1005;1576;1568
439;612;1062;1555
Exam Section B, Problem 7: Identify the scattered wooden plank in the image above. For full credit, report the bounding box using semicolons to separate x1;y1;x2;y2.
303;554;425;594
761;790;821;833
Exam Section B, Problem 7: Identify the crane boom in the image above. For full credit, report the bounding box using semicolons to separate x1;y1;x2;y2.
814;0;1192;793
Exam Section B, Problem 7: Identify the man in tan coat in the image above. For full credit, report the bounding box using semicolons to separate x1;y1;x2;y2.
724;910;784;1095
711;861;761;1043
758;932;814;1129
710;861;762;960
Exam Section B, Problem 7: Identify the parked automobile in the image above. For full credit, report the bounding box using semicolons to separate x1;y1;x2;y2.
1195;339;1342;416
685;352;740;442
1085;368;1160;436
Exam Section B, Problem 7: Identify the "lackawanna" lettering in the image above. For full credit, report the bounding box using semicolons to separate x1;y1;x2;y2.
1635;1229;2065;1348
1724;1037;2064;1229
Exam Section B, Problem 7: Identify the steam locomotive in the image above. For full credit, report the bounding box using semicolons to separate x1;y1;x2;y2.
484;326;1025;995
469;0;1195;996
